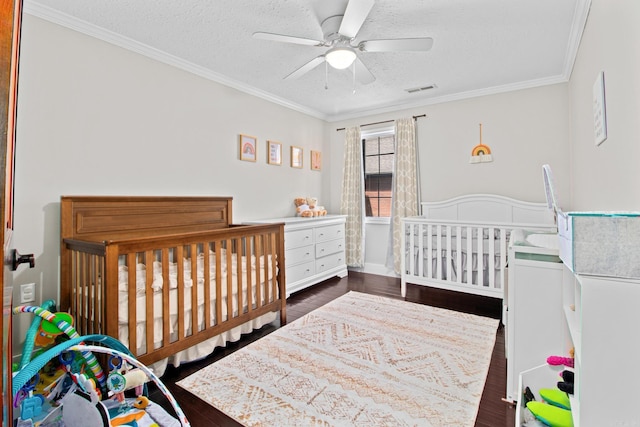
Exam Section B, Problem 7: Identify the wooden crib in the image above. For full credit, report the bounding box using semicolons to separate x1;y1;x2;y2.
59;196;286;370
401;194;555;299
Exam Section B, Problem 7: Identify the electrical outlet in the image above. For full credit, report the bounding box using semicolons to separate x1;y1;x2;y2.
20;283;36;303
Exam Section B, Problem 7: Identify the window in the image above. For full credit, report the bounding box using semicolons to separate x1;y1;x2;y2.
363;133;395;217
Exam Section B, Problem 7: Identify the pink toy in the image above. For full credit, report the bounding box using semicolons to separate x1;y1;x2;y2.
547;355;574;368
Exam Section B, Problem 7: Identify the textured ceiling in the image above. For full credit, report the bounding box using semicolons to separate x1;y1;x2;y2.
25;0;590;121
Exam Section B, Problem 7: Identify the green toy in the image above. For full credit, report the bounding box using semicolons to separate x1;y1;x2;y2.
539;387;571;410
526;401;573;427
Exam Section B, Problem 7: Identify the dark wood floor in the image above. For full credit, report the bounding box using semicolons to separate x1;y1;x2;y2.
151;272;517;426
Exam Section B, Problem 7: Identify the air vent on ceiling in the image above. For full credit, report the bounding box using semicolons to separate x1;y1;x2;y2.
405;84;437;94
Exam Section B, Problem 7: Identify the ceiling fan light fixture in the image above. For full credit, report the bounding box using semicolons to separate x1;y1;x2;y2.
325;46;357;69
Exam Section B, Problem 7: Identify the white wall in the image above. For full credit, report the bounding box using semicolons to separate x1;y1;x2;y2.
567;0;640;211
327;84;571;274
10;16;328;345
328;84;571;209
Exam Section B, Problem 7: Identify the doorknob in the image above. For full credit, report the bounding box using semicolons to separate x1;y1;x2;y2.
10;249;35;271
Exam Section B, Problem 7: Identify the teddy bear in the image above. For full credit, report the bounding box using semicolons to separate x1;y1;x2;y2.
294;197;314;217
306;197;327;216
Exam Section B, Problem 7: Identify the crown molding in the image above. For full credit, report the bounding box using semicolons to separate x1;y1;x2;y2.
24;0;589;124
562;0;592;78
325;74;569;122
23;1;329;121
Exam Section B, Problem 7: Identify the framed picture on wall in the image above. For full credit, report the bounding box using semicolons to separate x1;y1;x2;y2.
239;134;257;162
267;140;282;165
593;71;608;146
311;150;321;171
291;146;303;168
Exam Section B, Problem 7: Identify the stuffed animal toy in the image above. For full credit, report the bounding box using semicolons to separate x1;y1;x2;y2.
306;197;327;216
294;197;314;217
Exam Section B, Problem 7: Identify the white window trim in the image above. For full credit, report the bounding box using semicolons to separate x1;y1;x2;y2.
365;216;391;225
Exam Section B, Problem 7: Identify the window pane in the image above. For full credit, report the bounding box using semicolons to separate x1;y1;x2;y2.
364;156;380;174
379;136;395;154
379;154;394;173
364;175;379;193
365;139;379;155
378;174;392;197
379;197;392;217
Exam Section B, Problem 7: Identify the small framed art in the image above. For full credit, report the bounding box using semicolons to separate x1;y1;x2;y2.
593;71;607;146
239;134;257;162
311;150;322;171
267;140;282;165
291;146;303;168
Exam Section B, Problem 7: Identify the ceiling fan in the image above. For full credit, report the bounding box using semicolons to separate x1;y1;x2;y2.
253;0;433;84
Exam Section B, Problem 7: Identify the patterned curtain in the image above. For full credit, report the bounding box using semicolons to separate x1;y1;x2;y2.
388;117;419;273
340;126;365;267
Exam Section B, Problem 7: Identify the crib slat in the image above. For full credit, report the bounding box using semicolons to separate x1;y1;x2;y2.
488;227;495;289
426;224;432;279
144;250;154;355
176;246;186;342
476;227;483;287
499;229;507;290
465;226;472;285
252;234;258;306
455;226;462;284
237;237;244;315
215;241;223;326
203;242;211;329
270;232;277;304
445;225;452;283
226;239;233;321
161;248;170;347
127;253;137;352
190;243;199;335
92;254;102;334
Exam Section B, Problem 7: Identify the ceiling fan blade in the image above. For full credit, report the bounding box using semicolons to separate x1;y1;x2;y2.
338;0;375;39
253;32;324;47
354;57;375;85
284;56;326;80
359;37;434;52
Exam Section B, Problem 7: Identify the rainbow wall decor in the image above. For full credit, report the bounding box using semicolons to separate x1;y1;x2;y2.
469;123;493;164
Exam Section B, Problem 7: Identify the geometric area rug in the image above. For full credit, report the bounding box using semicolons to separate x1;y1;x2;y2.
177;291;499;427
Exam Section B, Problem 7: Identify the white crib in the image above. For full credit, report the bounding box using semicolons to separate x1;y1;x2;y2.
401;194;556;298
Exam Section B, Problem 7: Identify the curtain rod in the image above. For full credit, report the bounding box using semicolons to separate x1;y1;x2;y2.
336;114;427;131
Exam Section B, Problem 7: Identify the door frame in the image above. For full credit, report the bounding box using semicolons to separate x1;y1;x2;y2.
1;0;24;425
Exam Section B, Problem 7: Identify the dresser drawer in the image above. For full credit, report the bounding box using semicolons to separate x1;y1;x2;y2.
288;261;315;284
285;228;314;250
315;239;344;258
314;224;344;243
286;245;314;266
316;251;345;274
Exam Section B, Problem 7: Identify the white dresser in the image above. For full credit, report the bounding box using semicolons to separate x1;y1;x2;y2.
246;215;348;297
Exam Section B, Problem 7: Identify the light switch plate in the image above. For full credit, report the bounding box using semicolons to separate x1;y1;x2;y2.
20;283;36;303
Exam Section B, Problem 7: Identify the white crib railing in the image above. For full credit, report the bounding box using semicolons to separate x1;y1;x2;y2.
401;217;553;299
